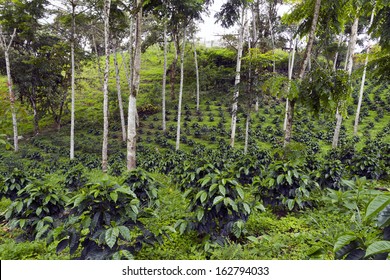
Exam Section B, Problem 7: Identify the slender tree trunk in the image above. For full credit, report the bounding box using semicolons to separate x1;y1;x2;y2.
102;0;111;173
162;22;167;132
113;44;127;142
193;36;200;112
354;6;375;135
284;0;321;147
333;34;343;71
70;3;76;159
0;28;18;152
268;4;276;73
284;37;297;131
244;114;250;154
127;0;142;170
230;6;246;148
332;16;358;148
170;34;179;100
92;33;104;87
30;91;39;135
251;2;259;112
175;28;186;151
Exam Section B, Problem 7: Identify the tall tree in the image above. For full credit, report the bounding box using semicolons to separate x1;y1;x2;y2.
0;26;18;152
113;41;127;142
354;2;376;136
332;7;359;148
175;28;186;151
70;0;76;160
102;0;111;172
161;20;167;132
127;0;141;170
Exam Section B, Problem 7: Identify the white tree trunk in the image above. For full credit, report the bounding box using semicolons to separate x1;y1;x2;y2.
252;4;259;113
333;34;343;71
230;7;246;148
127;0;142;170
70;3;76;159
0;28;18;152
332;16;358;148
193;35;200;112
113;46;127;142
175;28;187;151
244;114;250;154
102;0;111;173
283;37;297;131
354;6;375;135
268;4;276;73
162;22;167;132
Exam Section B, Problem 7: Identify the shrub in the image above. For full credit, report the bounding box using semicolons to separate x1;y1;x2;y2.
52;176;160;260
254;161;319;212
178;170;253;242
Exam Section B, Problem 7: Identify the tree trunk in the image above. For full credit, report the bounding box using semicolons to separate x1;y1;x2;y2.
113;44;127;142
332;16;358;148
285;0;321;146
175;28;186;151
102;0;111;173
170;33;179;100
193;35;200;112
230;6;246;148
162;22;167;132
244;114;250;154
284;99;295;145
30;92;39;136
70;2;76;160
284;37;297;131
354;7;375;136
268;3;276;73
332;34;343;71
251;3;259;112
127;0;142;170
0;28;18;152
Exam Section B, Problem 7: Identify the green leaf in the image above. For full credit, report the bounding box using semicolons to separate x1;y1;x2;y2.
16;201;23;213
118;226;131;241
213;196;224;206
197;208;204;221
19;219;26;229
286;174;293;185
219;185;226;196
364;195;390;220
105;227;119;249
277;174;284;185
200;192;207;204
35;224;49;240
179;221;187;235
73;194;85;207
243;203;251;214
287;199;295;211
365;241;390;258
378;204;390;228
201;176;211;187
131;205;139;215
236;187;244;199
334;234;357;253
110;192;118;203
365;195;390;221
247;236;259;244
